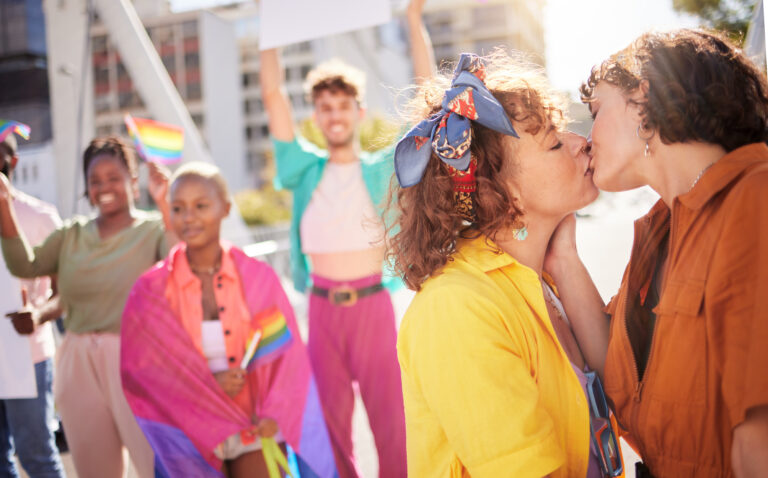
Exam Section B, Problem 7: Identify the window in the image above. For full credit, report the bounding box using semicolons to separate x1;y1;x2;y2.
153;25;174;49
94;66;110;91
94;95;112;113
25;0;47;55
241;72;260;88
260;125;269;138
118;91;143;108
93;35;108;53
185;52;199;70
187;81;201;100
472;5;506;30
246;126;254;140
117;61;129;80
32;164;38;181
245;99;262;114
0;1;28;55
118;92;131;108
181;20;198;38
247;98;263;114
162;54;176;74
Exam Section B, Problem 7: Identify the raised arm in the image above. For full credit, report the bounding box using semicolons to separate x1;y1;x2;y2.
544;214;610;377
260;48;295;142
406;0;437;84
0;172;20;239
0;174;64;278
147;161;178;250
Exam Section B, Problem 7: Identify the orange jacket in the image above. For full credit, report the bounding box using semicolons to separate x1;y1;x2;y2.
165;242;255;415
604;143;768;478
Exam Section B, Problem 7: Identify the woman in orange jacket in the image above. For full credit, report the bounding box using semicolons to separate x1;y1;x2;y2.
553;29;768;477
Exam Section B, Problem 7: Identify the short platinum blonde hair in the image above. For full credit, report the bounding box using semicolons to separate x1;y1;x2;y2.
171;161;230;201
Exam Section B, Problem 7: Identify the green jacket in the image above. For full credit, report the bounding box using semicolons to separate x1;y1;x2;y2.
272;136;401;293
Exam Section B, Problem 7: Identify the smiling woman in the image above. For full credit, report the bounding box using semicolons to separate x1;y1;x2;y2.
169;162;231;251
0;136;174;477
120;161;338;478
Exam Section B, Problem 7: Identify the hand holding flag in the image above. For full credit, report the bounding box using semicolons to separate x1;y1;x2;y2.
240;329;262;369
242;307;293;370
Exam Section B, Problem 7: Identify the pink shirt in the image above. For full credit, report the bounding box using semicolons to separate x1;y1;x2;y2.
165;242;255;415
300;161;385;254
9;190;61;363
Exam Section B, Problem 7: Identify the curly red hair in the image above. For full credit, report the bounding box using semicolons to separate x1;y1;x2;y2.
387;50;568;291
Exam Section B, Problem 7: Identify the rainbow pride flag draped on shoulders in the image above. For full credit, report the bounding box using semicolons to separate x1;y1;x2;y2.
121;246;337;478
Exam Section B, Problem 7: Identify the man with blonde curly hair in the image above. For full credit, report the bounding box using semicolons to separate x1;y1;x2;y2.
260;2;434;476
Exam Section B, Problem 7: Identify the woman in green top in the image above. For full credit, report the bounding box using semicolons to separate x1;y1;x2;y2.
0;137;174;478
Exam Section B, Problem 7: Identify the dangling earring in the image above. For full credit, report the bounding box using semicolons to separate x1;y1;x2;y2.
636;125;654;159
512;225;528;241
509;203;528;241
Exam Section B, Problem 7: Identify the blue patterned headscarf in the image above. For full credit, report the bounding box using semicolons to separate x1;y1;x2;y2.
393;53;519;188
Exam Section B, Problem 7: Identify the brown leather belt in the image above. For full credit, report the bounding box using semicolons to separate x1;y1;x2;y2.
310;283;384;307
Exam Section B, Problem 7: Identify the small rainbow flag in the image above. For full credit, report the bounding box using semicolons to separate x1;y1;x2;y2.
124;114;183;164
0;120;31;144
242;307;293;370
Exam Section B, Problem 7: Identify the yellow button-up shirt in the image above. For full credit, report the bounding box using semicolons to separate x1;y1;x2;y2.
397;236;590;478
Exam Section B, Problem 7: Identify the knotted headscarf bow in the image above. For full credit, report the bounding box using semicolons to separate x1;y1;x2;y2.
393;53;519;221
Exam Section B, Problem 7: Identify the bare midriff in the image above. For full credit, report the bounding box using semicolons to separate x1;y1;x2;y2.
308;245;386;281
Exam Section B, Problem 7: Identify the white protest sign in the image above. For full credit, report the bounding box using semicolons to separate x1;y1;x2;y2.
259;0;392;50
0;263;37;399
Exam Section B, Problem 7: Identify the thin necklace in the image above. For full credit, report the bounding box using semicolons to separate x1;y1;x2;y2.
689;162;716;192
189;251;222;276
190;264;220;275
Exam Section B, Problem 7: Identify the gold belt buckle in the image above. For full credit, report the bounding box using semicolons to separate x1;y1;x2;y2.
329;286;357;307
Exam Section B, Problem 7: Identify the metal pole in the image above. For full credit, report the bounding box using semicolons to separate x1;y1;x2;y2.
91;0;210;164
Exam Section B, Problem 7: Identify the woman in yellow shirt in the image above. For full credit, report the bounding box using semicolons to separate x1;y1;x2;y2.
389;52;620;477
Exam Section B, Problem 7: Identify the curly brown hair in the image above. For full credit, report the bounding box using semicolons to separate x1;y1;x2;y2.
82;136;138;196
580;29;768;151
387;51;568;291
